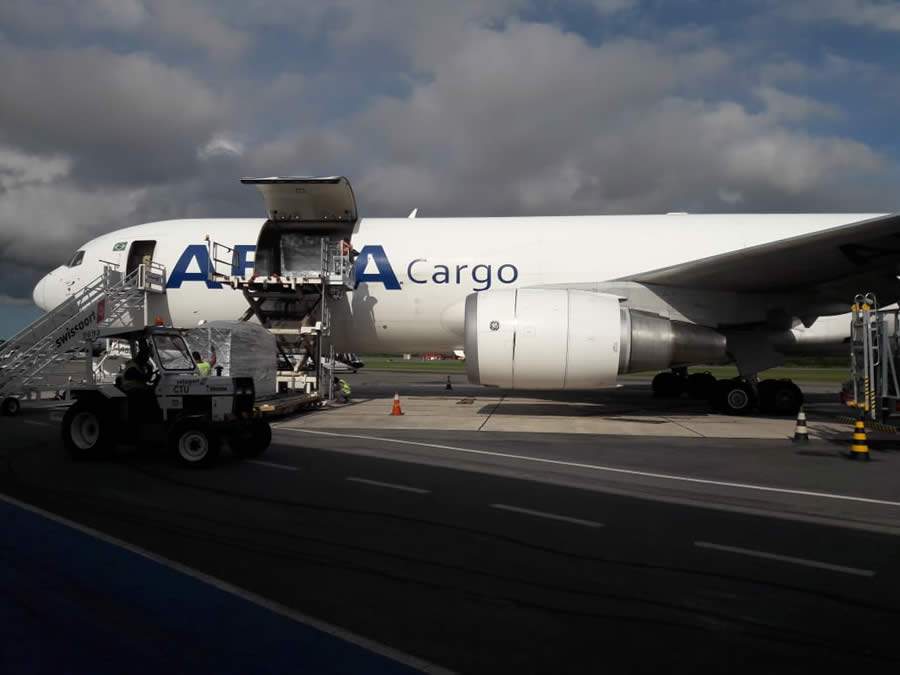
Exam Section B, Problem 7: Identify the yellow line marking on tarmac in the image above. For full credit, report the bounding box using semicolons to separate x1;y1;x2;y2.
695;541;875;577
278;428;900;508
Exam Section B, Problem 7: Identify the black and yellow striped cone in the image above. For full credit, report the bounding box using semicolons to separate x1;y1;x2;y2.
792;408;809;443
849;419;870;461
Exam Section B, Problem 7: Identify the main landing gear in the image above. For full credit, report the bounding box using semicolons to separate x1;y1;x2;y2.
651;369;803;416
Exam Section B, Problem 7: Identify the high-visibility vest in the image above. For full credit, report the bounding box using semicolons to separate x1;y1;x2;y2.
197;361;211;376
339;379;351;395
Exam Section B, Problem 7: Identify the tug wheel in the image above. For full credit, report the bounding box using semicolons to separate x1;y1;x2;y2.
62;400;114;459
169;418;220;468
2;397;21;417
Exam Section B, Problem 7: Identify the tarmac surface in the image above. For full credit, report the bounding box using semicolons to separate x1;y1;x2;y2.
3;372;900;673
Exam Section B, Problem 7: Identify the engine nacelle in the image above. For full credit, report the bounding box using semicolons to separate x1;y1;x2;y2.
464;289;727;389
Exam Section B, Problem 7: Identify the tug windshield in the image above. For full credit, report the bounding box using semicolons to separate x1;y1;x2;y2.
152;334;195;371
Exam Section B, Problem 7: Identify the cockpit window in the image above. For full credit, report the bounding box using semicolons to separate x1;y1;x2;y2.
67;251;85;267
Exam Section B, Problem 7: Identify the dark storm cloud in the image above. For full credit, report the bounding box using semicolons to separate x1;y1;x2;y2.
1;0;899;322
0;43;225;185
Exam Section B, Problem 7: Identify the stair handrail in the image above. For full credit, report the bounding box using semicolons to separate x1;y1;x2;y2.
0;265;150;388
0;273;106;360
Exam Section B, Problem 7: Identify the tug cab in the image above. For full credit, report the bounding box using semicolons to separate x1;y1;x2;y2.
61;325;269;467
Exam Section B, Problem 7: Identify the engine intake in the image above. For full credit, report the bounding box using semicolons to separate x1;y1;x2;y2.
465;289;727;389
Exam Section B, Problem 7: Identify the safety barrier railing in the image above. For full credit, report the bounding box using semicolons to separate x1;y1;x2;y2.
207;238;237;281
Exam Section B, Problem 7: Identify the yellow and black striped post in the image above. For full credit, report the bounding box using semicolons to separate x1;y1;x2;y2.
792;407;809;443
849;418;870;461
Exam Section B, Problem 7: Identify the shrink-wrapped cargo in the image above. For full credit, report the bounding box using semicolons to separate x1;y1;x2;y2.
185;321;277;394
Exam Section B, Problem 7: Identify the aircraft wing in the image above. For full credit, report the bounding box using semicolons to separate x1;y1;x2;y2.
625;213;900;294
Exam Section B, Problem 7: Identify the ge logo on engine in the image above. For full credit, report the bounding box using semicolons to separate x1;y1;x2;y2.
489;320;500;331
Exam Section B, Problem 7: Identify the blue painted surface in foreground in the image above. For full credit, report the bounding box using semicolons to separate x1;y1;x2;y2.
0;498;422;674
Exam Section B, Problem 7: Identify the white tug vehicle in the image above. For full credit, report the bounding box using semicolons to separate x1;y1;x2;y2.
62;325;270;467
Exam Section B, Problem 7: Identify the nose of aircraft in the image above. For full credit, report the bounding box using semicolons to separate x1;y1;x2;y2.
32;271;57;311
32;274;48;310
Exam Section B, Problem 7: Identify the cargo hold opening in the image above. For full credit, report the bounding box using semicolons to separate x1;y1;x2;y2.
243;177;358;277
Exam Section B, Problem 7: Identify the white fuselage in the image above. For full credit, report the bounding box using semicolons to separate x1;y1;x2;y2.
34;213;878;353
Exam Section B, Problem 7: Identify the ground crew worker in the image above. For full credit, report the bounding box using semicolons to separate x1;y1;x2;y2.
340;238;359;263
121;346;152;392
192;350;216;377
333;376;351;403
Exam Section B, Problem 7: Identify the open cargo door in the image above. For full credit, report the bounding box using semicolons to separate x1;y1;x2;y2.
241;176;357;224
242;176;359;278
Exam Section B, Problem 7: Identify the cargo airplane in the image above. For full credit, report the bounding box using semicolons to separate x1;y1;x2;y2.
31;176;895;415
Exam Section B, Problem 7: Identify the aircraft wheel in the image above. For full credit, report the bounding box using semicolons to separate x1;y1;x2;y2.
2;397;21;417
711;379;756;415
62;400;114;460
652;372;685;398
758;379;803;416
686;372;717;399
170;418;220;468
231;420;272;459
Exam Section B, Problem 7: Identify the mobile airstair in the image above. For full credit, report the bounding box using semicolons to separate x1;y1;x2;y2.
0;262;166;414
208;177;357;400
847;293;900;424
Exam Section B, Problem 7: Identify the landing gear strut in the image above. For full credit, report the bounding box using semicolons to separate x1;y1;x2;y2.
710;377;803;416
650;369;803;416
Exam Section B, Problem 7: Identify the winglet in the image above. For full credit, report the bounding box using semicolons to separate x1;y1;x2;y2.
408;208;418;219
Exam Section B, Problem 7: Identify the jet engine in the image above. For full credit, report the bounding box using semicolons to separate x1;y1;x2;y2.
464;289;728;389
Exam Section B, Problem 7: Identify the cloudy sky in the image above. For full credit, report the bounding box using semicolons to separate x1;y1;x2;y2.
2;0;900;335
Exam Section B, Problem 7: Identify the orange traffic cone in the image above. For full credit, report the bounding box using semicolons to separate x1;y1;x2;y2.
390;392;404;416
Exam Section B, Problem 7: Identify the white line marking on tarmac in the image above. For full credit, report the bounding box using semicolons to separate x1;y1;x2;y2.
23;420;50;427
278;428;900;508
246;460;298;472
490;503;604;528
694;541;875;577
345;477;430;494
0;492;449;674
